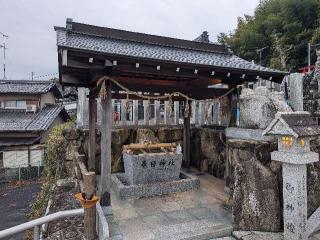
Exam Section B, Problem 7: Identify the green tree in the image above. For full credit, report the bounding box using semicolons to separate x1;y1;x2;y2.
218;0;320;72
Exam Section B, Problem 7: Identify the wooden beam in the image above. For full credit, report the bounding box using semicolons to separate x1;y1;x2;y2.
88;90;97;171
100;80;112;207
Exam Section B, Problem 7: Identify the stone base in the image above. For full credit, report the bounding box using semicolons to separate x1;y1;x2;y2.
101;206;113;216
111;170;200;200
226;127;276;142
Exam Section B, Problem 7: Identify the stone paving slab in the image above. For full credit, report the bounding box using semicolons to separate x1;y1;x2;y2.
108;169;232;240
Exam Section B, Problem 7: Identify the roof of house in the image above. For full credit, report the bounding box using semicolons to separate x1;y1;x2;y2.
0;104;69;132
0;80;62;98
54;20;286;77
263;112;320;138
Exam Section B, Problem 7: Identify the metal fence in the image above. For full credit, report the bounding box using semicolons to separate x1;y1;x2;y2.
0;161;43;182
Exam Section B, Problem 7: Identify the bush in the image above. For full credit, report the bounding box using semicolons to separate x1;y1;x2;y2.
28;121;73;220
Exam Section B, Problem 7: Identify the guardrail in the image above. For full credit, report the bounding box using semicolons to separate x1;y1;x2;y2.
0;209;83;240
0;205;109;240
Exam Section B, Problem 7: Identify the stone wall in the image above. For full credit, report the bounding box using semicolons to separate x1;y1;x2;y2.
64;126;226;177
227;138;320;232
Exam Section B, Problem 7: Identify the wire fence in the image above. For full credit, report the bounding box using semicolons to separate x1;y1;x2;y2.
0;161;43;183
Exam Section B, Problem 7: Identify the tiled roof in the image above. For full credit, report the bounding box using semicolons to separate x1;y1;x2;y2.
0;104;69;132
55;21;286;75
0;80;62;98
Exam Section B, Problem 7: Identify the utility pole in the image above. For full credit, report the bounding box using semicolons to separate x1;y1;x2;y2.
308;42;320;72
0;32;8;80
256;46;269;66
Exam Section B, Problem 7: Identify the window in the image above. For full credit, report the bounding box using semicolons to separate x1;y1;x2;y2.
4;100;16;108
17;100;26;109
4;100;26;109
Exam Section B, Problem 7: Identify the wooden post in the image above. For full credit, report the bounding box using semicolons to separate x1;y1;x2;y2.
164;101;171;125
174;101;179;125
143;100;150;125
100;80;112;207
121;99;127;125
183;100;191;169
83;171;97;240
88;90;97;171
155;100;160;125
133;100;139;125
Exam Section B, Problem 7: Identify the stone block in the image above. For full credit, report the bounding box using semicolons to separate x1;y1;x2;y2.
226;127;276;142
111;171;200;200
123;152;182;185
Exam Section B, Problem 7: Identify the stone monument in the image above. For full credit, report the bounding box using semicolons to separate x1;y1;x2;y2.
111;143;199;199
263;111;320;240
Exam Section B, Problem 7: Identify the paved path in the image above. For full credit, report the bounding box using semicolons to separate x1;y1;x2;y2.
108;170;233;240
0;181;42;240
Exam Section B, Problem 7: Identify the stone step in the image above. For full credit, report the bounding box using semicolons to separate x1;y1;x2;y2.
109;234;124;240
153;219;232;240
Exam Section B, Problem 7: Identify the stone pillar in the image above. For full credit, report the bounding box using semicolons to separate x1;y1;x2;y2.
282;163;308;240
121;99;127;125
164;101;171;125
154;100;161;125
174;101;180;125
207;102;213;125
133;100;139;125
143;100;150;125
192;101;197;125
198;101;205;126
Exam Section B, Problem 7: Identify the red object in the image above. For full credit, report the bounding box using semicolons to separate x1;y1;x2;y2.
114;111;120;121
299;65;315;75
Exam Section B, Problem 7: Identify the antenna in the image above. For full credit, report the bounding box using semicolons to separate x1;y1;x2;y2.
0;32;9;80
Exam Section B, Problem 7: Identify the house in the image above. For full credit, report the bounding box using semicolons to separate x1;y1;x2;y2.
0;80;70;169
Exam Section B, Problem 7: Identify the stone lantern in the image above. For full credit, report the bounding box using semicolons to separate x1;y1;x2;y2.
263;111;320;240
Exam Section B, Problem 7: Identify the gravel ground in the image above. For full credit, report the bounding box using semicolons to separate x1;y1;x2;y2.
45;181;85;240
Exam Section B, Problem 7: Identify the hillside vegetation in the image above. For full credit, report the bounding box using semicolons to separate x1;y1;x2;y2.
218;0;320;72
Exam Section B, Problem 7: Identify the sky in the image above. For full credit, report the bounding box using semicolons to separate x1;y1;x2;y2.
0;0;259;80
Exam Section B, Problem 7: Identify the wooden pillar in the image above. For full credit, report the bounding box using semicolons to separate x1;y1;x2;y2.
164;101;171;125
133;100;139;125
143;100;150;125
121;99;127;125
155;100;160;125
174;101;179;125
100;80;112;207
88;90;97;171
183;100;191;169
83;171;97;240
